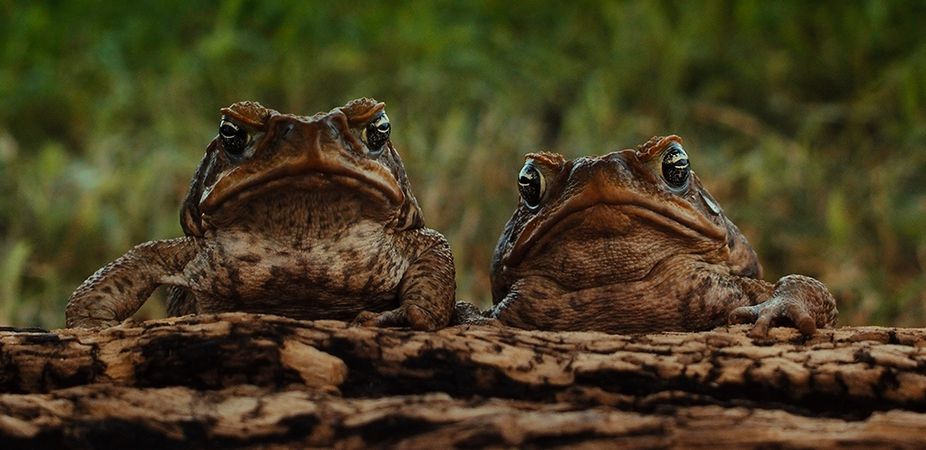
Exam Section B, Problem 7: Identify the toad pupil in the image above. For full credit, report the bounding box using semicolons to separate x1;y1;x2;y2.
220;121;247;155
366;118;390;152
518;165;543;208
662;146;690;188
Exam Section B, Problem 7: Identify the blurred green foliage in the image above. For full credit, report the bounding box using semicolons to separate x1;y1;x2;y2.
1;1;924;328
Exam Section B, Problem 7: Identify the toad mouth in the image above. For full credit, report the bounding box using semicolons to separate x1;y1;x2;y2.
507;190;727;266
199;159;405;214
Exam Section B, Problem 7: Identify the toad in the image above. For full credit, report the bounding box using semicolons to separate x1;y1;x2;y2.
488;135;837;337
66;98;455;330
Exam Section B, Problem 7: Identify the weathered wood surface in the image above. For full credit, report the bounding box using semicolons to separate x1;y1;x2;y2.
2;384;925;449
1;313;925;448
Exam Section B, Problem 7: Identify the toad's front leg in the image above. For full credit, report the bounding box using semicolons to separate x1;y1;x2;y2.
65;237;200;328
355;230;456;331
729;274;838;338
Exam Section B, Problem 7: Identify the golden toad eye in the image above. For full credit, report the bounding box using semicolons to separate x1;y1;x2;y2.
661;144;690;189
518;163;545;209
362;113;391;155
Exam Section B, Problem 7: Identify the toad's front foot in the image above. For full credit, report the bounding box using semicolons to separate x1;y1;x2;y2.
65;237;197;328
450;301;503;327
354;305;444;331
729;274;838;338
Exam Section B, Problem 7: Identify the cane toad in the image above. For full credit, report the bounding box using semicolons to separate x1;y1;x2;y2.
66;98;455;330
489;135;837;337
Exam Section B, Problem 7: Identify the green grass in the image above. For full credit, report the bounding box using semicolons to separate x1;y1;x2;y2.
1;1;925;328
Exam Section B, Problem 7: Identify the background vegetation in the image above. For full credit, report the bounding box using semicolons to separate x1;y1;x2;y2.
1;1;924;328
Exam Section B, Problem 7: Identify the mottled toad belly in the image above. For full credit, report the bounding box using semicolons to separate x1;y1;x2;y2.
182;225;409;320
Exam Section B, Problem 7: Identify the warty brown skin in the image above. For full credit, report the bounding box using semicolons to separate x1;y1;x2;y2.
66;98;455;330
487;135;837;337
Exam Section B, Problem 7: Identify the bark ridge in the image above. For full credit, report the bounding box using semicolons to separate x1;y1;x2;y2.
1;313;924;448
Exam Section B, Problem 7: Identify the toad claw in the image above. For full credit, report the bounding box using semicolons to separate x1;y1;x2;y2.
729;274;837;338
729;296;818;338
353;305;440;331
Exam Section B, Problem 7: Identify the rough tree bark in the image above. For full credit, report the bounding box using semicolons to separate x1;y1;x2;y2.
0;313;924;448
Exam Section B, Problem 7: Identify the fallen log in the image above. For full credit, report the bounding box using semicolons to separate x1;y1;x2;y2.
1;385;925;449
0;313;924;448
2;314;924;412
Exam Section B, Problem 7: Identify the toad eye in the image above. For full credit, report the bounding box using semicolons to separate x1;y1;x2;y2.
362;113;390;155
219;119;249;157
661;144;690;189
518;163;545;210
